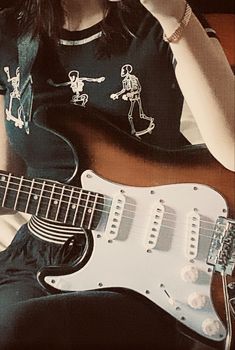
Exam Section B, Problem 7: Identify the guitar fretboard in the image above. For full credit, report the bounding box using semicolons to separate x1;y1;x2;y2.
0;172;105;230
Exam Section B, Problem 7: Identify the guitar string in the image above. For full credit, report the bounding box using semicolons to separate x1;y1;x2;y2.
1;175;228;219
0;182;219;229
0;186;227;243
0;180;226;227
0;176;228;222
0;182;226;232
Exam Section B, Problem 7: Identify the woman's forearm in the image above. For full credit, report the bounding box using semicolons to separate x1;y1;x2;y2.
0;95;8;170
140;0;235;171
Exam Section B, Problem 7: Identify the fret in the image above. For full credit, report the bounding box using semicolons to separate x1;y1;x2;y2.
54;185;66;221
25;179;35;213
88;193;98;229
72;189;83;226
80;192;91;228
45;183;56;219
1;174;11;207
64;187;75;224
90;193;106;230
13;176;24;210
35;180;46;216
23;179;45;216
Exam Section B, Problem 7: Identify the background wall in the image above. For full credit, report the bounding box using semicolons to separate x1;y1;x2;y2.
191;0;234;13
0;1;234;13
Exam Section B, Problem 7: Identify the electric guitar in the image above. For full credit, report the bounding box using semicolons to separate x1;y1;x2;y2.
0;105;234;344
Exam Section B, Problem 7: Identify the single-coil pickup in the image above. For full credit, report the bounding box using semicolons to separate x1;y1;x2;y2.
145;202;164;250
186;211;200;259
104;194;125;241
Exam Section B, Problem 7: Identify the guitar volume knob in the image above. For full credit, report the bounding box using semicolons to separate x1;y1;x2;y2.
202;318;220;336
181;265;199;283
187;292;207;309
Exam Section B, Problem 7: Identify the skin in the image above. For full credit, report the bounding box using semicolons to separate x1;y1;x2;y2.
139;0;235;171
0;95;7;170
0;0;234;171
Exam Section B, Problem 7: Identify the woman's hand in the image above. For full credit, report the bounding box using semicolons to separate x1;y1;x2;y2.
139;0;187;37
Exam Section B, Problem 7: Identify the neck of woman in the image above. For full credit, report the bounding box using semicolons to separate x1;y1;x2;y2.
63;0;107;31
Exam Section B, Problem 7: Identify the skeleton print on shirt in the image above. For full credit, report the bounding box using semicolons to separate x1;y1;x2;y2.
48;70;105;107
110;64;155;138
4;66;30;134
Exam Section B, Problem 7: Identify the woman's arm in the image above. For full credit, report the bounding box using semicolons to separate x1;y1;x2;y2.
0;94;8;170
140;0;235;171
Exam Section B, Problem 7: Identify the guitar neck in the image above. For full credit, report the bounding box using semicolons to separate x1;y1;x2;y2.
0;171;103;229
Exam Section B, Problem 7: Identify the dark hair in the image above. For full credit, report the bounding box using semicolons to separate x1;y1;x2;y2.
0;0;145;37
0;0;146;56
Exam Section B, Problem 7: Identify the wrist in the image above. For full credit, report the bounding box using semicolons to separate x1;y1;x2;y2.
150;1;187;37
163;3;192;43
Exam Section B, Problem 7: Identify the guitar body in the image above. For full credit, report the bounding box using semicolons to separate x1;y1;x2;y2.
36;105;235;213
34;106;235;344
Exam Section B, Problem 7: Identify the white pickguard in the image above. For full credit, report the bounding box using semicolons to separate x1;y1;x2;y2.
44;170;228;341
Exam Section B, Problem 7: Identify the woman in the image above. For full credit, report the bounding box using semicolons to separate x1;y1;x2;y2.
0;0;234;349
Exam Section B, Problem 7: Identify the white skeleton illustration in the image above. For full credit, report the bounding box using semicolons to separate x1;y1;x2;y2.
4;66;25;130
48;70;105;107
110;64;155;137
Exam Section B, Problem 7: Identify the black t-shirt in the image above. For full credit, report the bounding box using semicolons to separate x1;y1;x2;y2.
1;10;216;182
1;15;174;181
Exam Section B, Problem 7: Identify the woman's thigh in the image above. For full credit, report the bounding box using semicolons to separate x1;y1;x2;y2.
0;288;177;350
0;287;221;350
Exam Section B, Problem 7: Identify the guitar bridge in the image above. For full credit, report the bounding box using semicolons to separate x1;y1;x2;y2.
207;217;235;275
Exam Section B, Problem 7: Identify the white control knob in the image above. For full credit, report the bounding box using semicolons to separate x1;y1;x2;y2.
202;318;220;336
181;265;199;283
187;292;207;309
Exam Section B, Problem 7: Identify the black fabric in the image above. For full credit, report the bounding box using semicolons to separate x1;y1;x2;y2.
4;12;184;182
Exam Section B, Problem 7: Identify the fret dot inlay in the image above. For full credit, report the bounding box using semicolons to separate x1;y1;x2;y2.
33;195;39;200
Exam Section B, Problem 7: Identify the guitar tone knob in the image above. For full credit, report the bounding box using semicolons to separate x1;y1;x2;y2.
202;318;220;336
181;265;199;283
187;292;207;309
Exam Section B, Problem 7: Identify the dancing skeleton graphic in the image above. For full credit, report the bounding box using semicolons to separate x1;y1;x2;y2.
4;66;28;132
48;70;105;107
110;64;155;137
